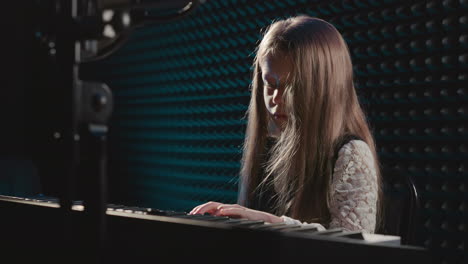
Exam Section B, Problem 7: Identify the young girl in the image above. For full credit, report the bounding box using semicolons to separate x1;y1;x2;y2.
189;15;382;233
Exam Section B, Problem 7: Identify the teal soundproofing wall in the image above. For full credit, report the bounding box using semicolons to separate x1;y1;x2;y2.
84;1;468;263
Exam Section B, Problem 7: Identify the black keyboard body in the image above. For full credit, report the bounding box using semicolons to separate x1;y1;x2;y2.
0;195;432;264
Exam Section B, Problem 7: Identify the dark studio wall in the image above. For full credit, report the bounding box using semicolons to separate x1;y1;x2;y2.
82;1;468;263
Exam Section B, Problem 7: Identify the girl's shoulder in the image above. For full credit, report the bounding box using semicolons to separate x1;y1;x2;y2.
339;140;374;162
332;135;365;166
338;139;371;155
334;139;375;173
333;135;363;154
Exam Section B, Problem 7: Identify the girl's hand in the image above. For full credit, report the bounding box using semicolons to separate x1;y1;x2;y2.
188;201;283;223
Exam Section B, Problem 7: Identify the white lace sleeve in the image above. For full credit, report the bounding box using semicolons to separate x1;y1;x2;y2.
280;215;326;231
328;140;378;233
279;140;378;234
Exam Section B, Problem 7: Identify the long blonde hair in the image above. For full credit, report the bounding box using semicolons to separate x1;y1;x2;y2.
238;15;382;228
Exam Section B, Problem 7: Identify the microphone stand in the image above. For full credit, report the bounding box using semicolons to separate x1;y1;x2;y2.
38;0;200;262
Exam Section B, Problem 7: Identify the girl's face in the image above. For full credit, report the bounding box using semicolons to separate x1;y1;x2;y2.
260;54;292;136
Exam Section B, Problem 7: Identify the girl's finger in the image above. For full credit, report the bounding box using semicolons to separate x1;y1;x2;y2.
216;207;251;219
216;204;244;211
192;201;222;215
189;205;202;215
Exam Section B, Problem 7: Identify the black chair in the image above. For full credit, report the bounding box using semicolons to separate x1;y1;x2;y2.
378;166;421;246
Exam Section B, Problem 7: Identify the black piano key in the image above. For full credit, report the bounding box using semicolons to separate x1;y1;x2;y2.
200;216;231;222
145;208;186;216
223;219;246;224
287;226;320;233
229;220;265;227
276;225;303;232
195;213;234;222
271;224;301;231
173;214;219;220
204;216;233;221
172;214;196;218
262;224;302;231
166;211;187;216
252;222;288;230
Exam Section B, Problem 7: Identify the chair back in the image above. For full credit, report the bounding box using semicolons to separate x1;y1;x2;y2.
378;167;421;245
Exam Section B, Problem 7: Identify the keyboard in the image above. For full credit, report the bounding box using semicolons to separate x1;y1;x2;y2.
0;195;432;264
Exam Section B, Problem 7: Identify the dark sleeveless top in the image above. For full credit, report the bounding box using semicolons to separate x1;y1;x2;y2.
249;137;278;213
250;134;362;215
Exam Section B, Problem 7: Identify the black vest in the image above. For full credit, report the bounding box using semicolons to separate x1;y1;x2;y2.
250;137;278;213
251;135;362;214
